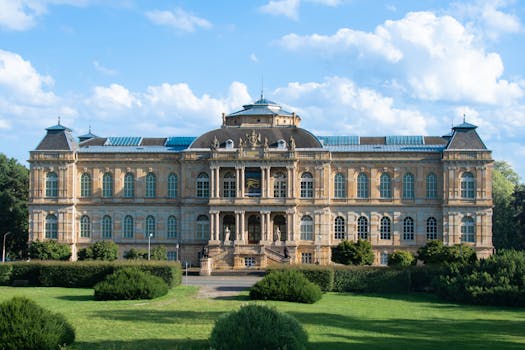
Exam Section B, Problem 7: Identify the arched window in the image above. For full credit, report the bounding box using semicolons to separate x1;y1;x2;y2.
168;173;178;199
167;216;177;238
196;173;209;198
300;172;313;198
145;173;156;198
403;217;415;240
403;173;415;199
300;215;313;240
334;173;345;198
46;172;58;197
123;215;134;238
426;173;437;199
80;173;91;197
196;215;209;240
334;216;345;240
102;172;113;198
461;216;475;242
380;173;392;199
273;172;287;198
461;172;475;199
426;217;437;240
223;172;236;198
357;172;369;199
80;215;91;238
380;216;391;240
145;215;155;238
123;173;134;198
45;214;58;239
102;215;112;239
357;216;368;240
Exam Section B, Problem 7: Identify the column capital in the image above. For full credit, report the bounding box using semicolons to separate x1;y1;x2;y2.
286;208;296;214
209;210;220;215
235;210;245;215
260;210;271;215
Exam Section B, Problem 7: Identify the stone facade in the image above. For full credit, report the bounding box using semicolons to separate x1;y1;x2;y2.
28;98;493;270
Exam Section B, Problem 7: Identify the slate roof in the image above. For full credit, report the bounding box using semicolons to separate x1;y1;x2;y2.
226;98;294;117
35;124;77;151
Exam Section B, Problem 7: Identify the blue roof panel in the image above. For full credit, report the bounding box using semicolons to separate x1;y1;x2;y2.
317;136;359;146
385;136;424;145
105;137;142;146
165;137;196;148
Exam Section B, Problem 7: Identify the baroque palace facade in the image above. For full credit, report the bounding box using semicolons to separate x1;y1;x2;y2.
28;98;493;270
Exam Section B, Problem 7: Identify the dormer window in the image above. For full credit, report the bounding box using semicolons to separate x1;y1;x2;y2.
225;139;234;149
277;139;287;150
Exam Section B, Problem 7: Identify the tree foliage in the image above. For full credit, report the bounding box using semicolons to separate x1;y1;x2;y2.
77;240;118;261
123;246;167;260
0;154;29;260
388;250;415;267
492;161;522;250
417;240;476;265
29;240;71;260
331;239;374;265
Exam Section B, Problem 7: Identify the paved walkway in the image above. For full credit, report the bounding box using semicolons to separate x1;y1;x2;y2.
183;275;262;299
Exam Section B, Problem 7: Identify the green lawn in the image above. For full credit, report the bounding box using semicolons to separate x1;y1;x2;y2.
0;286;524;350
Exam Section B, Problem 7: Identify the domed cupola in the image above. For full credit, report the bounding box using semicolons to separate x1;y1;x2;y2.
222;96;301;128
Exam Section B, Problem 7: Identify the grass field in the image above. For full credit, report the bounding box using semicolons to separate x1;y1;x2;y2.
0;286;524;350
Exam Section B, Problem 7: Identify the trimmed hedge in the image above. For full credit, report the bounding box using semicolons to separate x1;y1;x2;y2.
0;260;182;288
0;264;13;285
268;264;334;292
210;304;308;350
0;297;75;350
333;266;411;293
250;270;322;303
94;268;169;300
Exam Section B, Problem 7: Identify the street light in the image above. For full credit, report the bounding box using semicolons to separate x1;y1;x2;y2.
2;232;12;263
148;233;153;261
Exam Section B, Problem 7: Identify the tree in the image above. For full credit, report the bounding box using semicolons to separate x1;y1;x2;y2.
0;154;29;260
492;161;522;250
77;240;118;261
331;239;374;265
388;250;415;267
417;240;476;265
29;240;71;260
151;246;167;260
123;248;148;260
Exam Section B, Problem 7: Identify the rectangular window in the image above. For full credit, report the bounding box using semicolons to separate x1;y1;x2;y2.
301;252;312;264
380;252;389;266
167;251;177;261
244;257;256;267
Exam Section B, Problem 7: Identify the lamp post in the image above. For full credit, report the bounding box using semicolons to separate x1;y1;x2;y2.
148;233;153;261
176;243;180;261
2;232;12;263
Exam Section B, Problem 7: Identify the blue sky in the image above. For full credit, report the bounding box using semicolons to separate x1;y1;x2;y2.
1;0;525;178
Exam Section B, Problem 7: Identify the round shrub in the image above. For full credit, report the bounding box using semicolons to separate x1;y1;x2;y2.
210;304;308;350
250;270;322;303
388;250;416;267
0;297;75;350
94;267;168;300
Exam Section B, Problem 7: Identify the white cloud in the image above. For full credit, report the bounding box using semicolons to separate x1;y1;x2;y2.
278;11;523;105
0;49;56;105
0;0;89;31
451;0;522;40
274;76;431;135
260;0;300;21
0;118;10;129
279;28;403;62
250;53;259;63
145;8;212;32
88;84;140;112
93;60;117;75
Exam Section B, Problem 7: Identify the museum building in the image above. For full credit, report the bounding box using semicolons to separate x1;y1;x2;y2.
28;98;494;270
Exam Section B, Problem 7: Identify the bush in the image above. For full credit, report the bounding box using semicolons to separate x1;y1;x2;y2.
388;250;416;267
268;265;334;292
3;260;182;288
0;297;75;350
417;240;476;265
433;249;525;306
94;267;169;300
29;240;71;260
333;266;410;293
78;240;118;261
209;304;308;350
124;248;148;260
331;239;374;265
0;264;12;285
250;270;322;303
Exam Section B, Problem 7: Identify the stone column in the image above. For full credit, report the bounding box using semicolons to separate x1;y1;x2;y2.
215;167;220;198
260;211;266;241
266;167;272;198
210;167;216;198
267;212;272;241
240;167;245;197
235;210;241;242
287;209;296;241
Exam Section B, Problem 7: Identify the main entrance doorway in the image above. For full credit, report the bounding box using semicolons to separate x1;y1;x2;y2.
247;215;261;244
